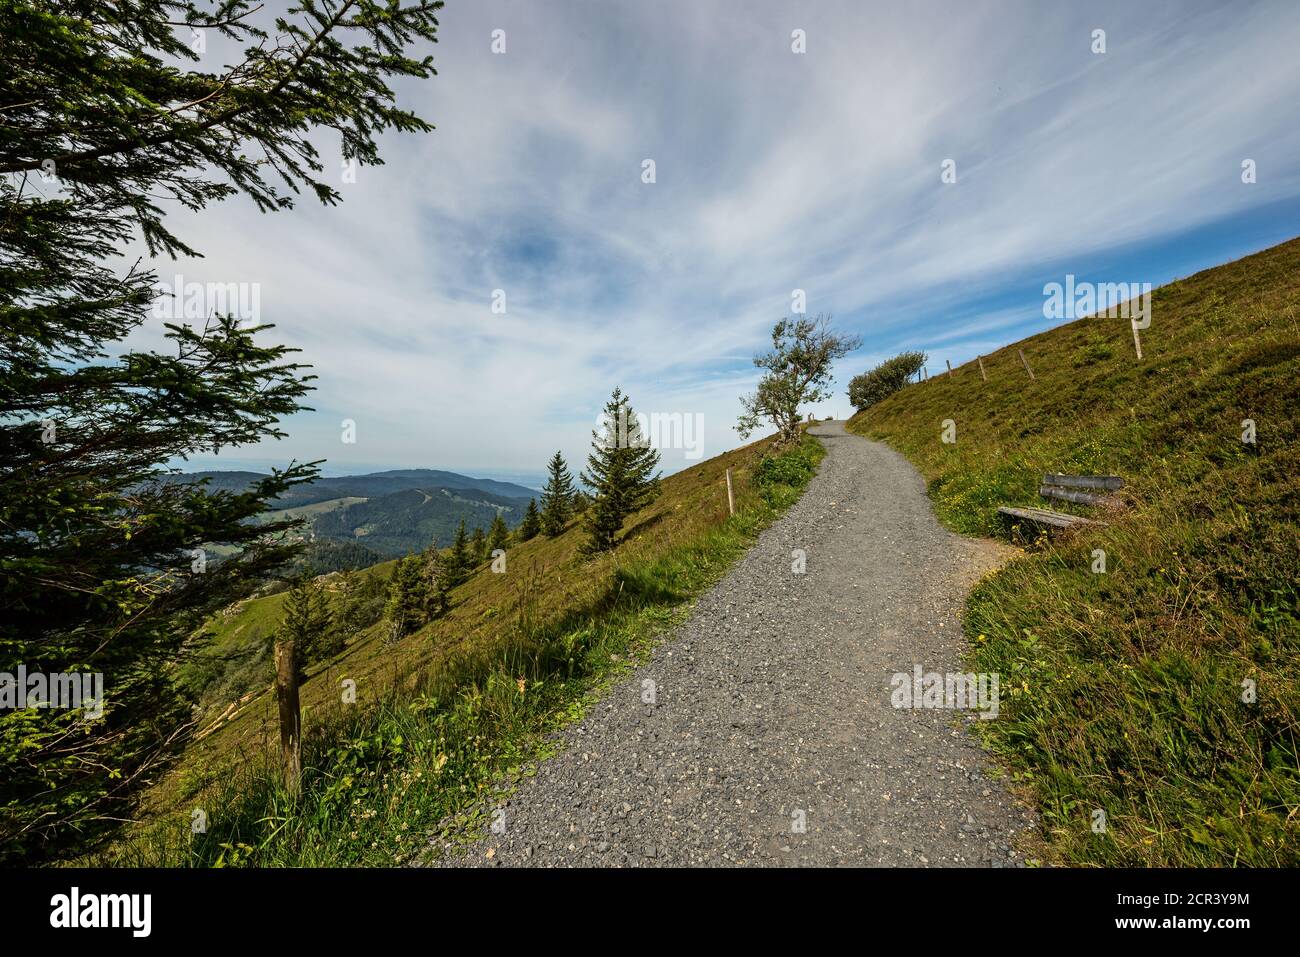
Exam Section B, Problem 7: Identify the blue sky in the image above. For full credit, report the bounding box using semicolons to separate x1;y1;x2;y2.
143;0;1300;483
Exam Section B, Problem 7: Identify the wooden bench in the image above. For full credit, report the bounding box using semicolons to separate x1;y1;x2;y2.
997;473;1124;534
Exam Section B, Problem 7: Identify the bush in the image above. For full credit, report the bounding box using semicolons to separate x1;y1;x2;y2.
847;351;926;411
754;451;815;489
753;440;821;508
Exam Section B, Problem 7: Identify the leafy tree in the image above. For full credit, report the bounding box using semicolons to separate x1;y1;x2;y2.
581;389;661;553
383;555;427;644
540;451;576;536
847;351;926;411
444;519;471;587
517;499;541;541
277;571;332;683
736;315;862;446
487;512;510;556
0;0;442;861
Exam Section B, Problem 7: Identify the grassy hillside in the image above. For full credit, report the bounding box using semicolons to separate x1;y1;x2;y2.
101;430;825;866
848;237;1300;866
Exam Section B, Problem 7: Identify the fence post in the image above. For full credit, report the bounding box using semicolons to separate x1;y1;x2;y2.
274;638;302;798
725;467;735;517
945;359;953;378
1018;348;1036;380
977;355;987;381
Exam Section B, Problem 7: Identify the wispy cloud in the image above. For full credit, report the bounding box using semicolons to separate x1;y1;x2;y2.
139;0;1300;476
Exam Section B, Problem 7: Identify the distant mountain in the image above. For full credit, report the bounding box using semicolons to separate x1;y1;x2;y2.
170;468;538;507
165;468;539;560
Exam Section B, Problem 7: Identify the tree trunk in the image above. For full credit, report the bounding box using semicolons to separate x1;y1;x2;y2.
274;638;302;798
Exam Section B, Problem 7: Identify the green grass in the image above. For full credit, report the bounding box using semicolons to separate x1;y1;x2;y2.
848;238;1300;866
97;433;825;866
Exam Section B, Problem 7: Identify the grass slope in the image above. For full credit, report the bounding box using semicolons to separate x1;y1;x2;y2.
848;237;1300;866
101;431;825;865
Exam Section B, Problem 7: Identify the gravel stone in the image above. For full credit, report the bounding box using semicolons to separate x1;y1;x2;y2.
430;421;1033;867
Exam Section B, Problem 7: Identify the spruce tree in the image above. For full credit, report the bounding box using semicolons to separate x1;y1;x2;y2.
278;571;332;683
383;556;427;644
582;389;662;553
326;570;365;656
445;519;471;587
416;537;448;620
469;526;488;564
0;0;442;861
487;512;510;555
540;451;576;536
518;499;541;541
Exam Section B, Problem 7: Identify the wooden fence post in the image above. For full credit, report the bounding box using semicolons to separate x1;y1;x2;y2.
945;359;953;378
1018;348;1036;380
977;355;987;381
1131;323;1143;360
274;638;301;798
724;467;735;517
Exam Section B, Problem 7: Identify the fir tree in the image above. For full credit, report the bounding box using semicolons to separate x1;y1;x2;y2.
540;451;576;536
469;526;488;564
445;519;472;587
581;389;662;553
0;0;442;860
422;537;449;619
517;499;542;541
487;512;510;555
278;571;332;684
323;570;363;657
383;555;427;644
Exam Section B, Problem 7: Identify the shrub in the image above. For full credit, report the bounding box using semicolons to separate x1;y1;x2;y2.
847;351;926;411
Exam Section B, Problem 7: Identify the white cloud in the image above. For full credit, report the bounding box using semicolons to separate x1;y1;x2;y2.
130;0;1300;476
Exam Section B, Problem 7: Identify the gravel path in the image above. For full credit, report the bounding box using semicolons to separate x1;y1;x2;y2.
431;421;1033;867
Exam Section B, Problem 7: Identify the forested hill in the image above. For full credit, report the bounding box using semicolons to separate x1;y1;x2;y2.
169;468;539;560
172;468;538;508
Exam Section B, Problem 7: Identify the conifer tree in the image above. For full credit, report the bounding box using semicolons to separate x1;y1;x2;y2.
0;0;442;860
445;519;472;587
469;526;488;564
540;451;576;536
326;570;366;655
278;571;332;683
517;499;541;541
487;512;510;555
581;389;662;553
383;555;427;644
421;539;449;619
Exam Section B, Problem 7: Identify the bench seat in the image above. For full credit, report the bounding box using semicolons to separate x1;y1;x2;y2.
996;505;1106;530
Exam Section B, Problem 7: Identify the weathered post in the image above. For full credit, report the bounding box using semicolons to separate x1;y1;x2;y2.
725;467;735;516
945;358;953;378
1018;348;1036;380
274;638;302;798
977;355;987;381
